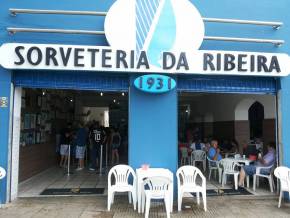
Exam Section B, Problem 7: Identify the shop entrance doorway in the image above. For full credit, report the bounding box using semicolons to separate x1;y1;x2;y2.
14;88;128;198
178;92;278;197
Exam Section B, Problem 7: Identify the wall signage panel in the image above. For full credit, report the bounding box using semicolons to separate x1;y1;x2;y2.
0;43;289;77
134;74;176;93
0;97;8;108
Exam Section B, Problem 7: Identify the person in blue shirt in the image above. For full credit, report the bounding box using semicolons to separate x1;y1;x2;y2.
75;123;88;170
190;139;205;151
238;142;276;188
208;140;222;161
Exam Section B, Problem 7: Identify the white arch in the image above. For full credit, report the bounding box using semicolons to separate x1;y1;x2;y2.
234;98;257;121
235;95;276;121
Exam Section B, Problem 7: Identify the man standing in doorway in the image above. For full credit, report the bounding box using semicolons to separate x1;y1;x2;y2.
111;128;121;165
59;123;72;168
89;121;106;171
75;122;88;171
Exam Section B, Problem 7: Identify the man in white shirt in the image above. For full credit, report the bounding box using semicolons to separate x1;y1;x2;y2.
190;139;205;151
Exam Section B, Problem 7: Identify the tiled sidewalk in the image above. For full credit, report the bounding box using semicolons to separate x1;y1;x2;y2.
18;167;108;197
0;196;290;218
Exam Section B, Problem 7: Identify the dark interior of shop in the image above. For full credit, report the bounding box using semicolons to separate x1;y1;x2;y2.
178;92;277;157
19;88;128;184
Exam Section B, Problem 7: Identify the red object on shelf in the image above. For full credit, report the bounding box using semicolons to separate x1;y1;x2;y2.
178;143;188;148
249;155;257;161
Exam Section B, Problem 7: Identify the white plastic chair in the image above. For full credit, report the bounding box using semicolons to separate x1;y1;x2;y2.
107;165;137;211
220;159;240;190
180;147;189;166
136;168;173;213
225;152;236;158
207;156;222;183
191;150;206;171
253;164;275;192
141;176;172;218
176;166;207;212
234;154;241;159
0;167;6;180
274;166;290;208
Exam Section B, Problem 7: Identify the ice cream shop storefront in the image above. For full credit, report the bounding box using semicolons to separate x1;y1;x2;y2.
1;0;290;204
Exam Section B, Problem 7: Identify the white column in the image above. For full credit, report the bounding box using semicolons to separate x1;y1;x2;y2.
10;87;22;201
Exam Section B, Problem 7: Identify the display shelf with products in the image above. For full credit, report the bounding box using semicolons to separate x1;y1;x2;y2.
20;90;53;146
20;89;76;146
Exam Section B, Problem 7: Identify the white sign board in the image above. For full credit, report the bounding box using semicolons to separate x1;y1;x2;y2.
0;43;289;77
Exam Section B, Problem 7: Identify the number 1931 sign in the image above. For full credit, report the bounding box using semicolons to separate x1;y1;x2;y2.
134;74;176;94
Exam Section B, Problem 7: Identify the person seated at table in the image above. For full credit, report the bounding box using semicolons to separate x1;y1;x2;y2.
243;141;258;160
238;142;276;187
186;128;193;144
190;139;205;151
203;137;211;152
254;137;264;152
178;138;189;158
222;139;240;158
193;127;201;141
208;140;222;161
220;139;238;153
228;139;239;153
219;139;230;152
178;138;189;149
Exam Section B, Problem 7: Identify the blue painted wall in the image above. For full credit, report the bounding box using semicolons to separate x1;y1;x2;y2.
0;0;111;46
0;0;290;203
0;0;114;204
129;75;178;172
280;79;290;167
0;0;288;50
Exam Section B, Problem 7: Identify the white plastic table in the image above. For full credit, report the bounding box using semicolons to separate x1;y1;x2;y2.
136;168;174;213
223;157;254;188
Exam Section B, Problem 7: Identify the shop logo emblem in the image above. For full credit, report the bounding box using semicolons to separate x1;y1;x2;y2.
0;97;8;108
104;0;204;67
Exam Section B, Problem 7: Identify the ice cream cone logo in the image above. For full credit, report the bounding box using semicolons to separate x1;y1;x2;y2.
105;0;205;68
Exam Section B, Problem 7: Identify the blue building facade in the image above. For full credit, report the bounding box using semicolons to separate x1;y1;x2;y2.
0;0;290;204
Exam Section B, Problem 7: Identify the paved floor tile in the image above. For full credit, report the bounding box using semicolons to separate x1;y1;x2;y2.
1;196;290;218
